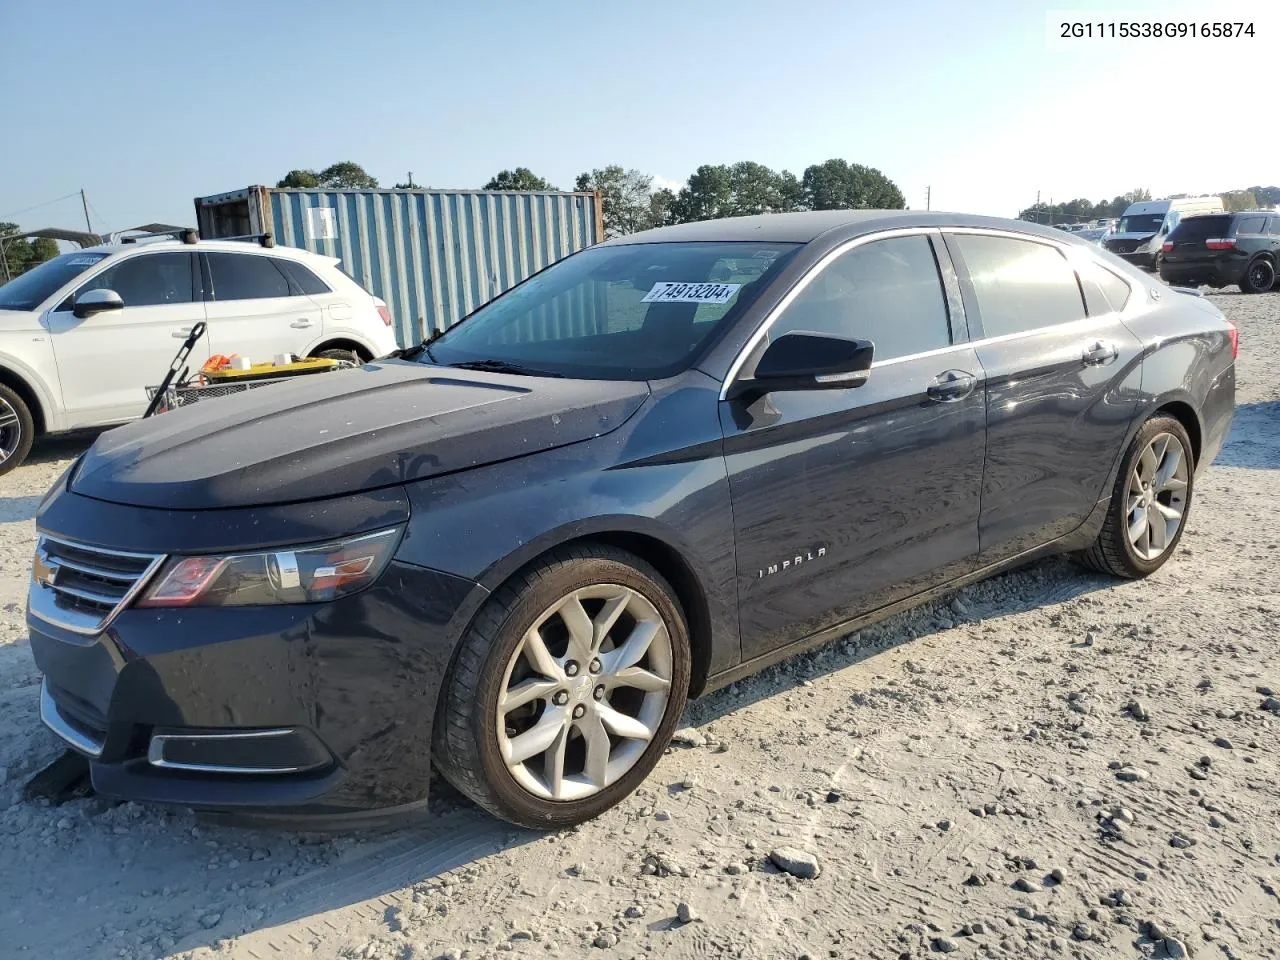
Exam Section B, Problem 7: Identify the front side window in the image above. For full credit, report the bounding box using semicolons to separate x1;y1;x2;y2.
76;253;194;307
206;253;291;301
950;234;1085;337
423;242;801;379
0;251;109;311
769;235;951;362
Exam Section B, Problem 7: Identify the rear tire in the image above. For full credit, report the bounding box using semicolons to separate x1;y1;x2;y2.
1241;258;1275;294
1079;415;1194;579
0;384;35;477
433;544;691;829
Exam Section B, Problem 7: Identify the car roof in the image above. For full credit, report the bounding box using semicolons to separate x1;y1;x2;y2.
73;239;326;261
599;210;1080;247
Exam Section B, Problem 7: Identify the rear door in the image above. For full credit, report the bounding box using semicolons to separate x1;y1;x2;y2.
942;230;1143;561
720;231;987;661
47;251;208;425
200;252;322;362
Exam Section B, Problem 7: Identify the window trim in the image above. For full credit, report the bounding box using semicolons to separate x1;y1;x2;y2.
718;227;956;400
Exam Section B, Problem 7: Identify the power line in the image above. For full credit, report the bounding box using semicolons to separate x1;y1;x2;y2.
0;191;83;221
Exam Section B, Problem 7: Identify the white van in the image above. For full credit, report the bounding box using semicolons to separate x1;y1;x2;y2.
1103;196;1225;270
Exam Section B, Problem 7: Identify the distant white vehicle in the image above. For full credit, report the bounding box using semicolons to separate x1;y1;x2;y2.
0;234;399;474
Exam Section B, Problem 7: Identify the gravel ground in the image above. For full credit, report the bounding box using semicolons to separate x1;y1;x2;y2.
1;291;1277;960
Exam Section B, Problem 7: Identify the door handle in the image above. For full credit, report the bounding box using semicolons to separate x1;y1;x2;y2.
290;318;314;329
172;327;194;338
1082;339;1118;365
926;369;977;402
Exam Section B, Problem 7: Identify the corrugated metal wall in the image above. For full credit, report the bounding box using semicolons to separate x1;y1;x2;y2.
265;189;602;346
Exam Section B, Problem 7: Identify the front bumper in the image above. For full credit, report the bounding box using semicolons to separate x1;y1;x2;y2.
1113;248;1160;270
28;488;484;824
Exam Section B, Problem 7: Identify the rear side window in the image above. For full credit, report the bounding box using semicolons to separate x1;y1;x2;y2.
1077;260;1132;314
950;234;1085;337
1168;216;1234;242
1268;218;1280;237
770;234;951;362
76;253;194;307
1236;216;1266;236
275;258;332;295
206;253;291;301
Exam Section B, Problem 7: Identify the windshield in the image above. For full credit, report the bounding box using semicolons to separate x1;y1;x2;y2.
1117;214;1165;235
0;251;109;310
421;241;802;380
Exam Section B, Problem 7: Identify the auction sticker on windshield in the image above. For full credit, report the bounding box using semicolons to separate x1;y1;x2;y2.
642;282;741;304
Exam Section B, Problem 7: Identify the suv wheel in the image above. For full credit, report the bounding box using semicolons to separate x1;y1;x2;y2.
0;384;35;477
434;544;691;829
1079;414;1193;579
1241;258;1275;294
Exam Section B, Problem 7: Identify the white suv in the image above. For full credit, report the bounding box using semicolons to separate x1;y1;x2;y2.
0;237;400;474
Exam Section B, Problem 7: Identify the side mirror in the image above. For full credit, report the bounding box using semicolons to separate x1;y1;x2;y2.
727;331;874;402
73;288;124;319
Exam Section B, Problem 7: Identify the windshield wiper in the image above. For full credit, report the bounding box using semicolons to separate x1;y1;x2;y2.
447;359;564;378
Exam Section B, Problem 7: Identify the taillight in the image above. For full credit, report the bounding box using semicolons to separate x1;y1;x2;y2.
1204;238;1236;250
1227;322;1238;360
1161;241;1174;253
376;303;393;326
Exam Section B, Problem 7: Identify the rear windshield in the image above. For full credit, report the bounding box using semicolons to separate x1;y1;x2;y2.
422;241;802;380
0;251;109;310
1167;216;1234;242
1117;214;1165;234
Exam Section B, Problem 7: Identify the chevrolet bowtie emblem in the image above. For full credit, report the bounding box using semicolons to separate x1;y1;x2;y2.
32;550;59;589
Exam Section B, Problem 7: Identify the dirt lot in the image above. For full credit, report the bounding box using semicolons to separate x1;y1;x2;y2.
1;292;1277;960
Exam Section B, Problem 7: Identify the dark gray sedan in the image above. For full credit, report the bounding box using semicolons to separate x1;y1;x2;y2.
29;211;1235;829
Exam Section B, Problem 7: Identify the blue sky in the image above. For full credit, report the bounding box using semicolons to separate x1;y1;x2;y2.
0;0;1271;235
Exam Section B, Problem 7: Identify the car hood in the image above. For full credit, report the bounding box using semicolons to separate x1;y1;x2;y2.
71;360;650;509
1107;232;1157;243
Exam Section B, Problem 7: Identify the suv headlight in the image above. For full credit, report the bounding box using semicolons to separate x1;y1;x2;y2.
137;527;403;608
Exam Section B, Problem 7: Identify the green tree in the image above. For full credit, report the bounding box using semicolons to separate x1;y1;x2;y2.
670;162;805;223
801;159;905;210
483;167;557;191
574;166;656;237
647;188;677;229
319;161;378;189
1246;185;1280;206
277;169;321;188
0;223;59;282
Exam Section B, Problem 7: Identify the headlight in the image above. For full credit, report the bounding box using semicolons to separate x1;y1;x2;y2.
137;527;403;608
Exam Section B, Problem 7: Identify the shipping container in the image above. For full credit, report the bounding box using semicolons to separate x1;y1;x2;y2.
194;186;605;346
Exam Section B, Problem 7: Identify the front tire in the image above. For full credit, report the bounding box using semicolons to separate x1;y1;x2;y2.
314;348;363;367
0;384;35;477
433;544;691;829
1079;415;1194;579
1241;258;1275;294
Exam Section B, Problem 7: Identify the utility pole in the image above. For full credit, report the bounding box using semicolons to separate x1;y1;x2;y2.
925;186;931;211
80;189;92;233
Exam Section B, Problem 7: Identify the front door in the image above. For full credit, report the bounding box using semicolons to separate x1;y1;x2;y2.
47;251;207;425
942;231;1144;560
720;232;987;662
200;252;321;363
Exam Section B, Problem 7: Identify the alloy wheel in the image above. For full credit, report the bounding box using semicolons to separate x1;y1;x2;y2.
0;396;21;465
496;584;673;802
1125;432;1189;561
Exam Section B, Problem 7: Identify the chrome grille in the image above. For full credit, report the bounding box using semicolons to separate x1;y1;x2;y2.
29;535;165;635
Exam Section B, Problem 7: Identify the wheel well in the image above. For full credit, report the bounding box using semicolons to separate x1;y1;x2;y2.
544;532;715;699
1155;401;1201;465
0;366;45;435
310;339;371;362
